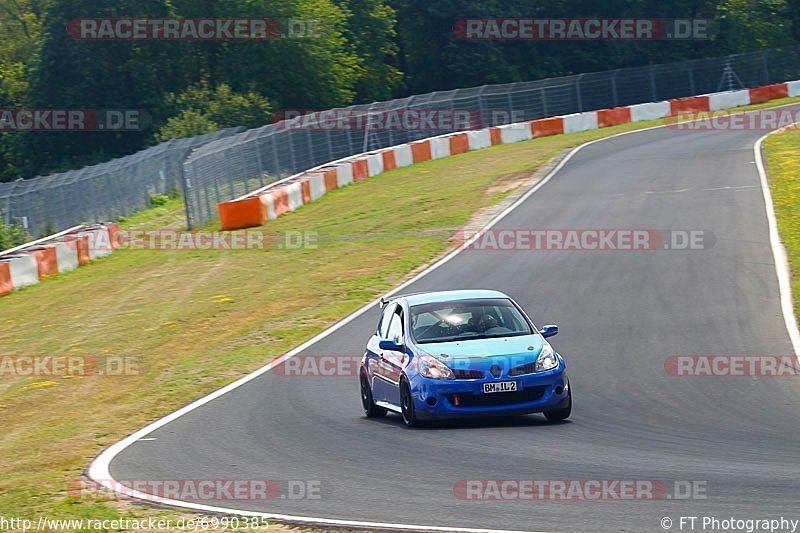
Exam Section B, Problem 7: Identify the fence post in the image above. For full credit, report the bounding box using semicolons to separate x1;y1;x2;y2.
506;87;514;125
541;87;548;118
3;179;22;225
271;132;281;181
649;67;658;101
576;74;584;112
477;85;488;127
362;102;377;153
611;70;619;107
405;95;417;142
181;159;193;229
255;139;265;189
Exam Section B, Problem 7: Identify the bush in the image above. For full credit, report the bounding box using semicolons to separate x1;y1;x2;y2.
156;81;274;141
149;194;170;208
0;216;31;252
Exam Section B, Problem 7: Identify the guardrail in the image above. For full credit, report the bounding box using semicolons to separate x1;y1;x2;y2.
0;223;119;297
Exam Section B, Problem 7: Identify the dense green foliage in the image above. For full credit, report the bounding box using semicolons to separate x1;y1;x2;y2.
0;215;31;250
0;0;798;181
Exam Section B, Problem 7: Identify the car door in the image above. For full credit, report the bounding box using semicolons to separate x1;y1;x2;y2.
368;302;396;403
380;306;408;407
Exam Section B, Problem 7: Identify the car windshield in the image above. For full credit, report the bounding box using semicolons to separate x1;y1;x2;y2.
410;298;533;343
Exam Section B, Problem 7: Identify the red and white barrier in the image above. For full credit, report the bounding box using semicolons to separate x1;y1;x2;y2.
366;152;384;176
261;193;277;220
429;136;452;159
305;173;327;201
709;90;751;111
629;101;670;122
498;123;532;144
216;80;800;232
54;241;79;273
0;262;11;296
393;145;414;167
7;254;39;288
467;130;492;150
563;111;599;134
79;226;113;259
334;161;354;187
285;182;304;211
0;222;119;298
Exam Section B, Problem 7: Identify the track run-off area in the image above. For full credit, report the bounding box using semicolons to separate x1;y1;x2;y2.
95;105;800;533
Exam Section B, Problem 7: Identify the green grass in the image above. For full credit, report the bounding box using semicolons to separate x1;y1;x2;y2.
763;126;800;320
1;96;799;532
117;195;186;231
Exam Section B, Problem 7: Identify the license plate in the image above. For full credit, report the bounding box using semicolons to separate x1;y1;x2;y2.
483;381;517;394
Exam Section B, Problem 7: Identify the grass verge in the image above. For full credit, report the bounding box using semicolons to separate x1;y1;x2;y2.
1;96;799;532
763;126;800;320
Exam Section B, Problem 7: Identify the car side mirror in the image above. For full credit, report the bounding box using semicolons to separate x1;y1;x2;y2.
539;324;558;338
379;338;404;351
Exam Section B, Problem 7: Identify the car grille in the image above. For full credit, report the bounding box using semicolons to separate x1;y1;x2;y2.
447;386;547;407
452;369;485;379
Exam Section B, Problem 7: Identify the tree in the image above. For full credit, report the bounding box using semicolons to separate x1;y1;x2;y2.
156;81;274;140
334;0;402;101
215;0;363;109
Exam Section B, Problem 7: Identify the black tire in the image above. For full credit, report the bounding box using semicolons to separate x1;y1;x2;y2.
360;373;387;418
544;386;572;422
399;379;420;427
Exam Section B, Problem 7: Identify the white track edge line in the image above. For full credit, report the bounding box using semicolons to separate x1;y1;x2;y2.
89;101;800;532
754;130;800;358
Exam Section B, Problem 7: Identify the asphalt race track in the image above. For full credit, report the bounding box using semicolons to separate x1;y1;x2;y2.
109;109;800;532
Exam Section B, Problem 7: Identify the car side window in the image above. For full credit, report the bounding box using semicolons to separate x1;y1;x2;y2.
386;309;404;344
378;303;395;337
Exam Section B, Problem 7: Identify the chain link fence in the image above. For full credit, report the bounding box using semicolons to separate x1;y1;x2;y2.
0;127;244;238
4;46;800;238
183;46;800;229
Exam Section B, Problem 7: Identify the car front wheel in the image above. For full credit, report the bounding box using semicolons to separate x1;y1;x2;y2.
399;379;419;427
543;384;572;422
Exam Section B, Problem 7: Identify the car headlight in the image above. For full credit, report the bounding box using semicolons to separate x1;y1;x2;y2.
418;354;455;379
535;343;558;372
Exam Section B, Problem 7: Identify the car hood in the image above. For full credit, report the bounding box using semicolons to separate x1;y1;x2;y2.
419;333;545;360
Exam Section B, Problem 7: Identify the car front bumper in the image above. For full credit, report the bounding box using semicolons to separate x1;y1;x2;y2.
411;368;569;420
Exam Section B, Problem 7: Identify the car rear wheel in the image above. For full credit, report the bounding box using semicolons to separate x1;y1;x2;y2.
544;385;572;422
399;379;419;427
360;373;387;418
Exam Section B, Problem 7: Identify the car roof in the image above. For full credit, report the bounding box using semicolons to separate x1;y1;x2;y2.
397;289;510;307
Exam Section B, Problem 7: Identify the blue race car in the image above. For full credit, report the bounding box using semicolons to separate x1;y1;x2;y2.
359;289;571;426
